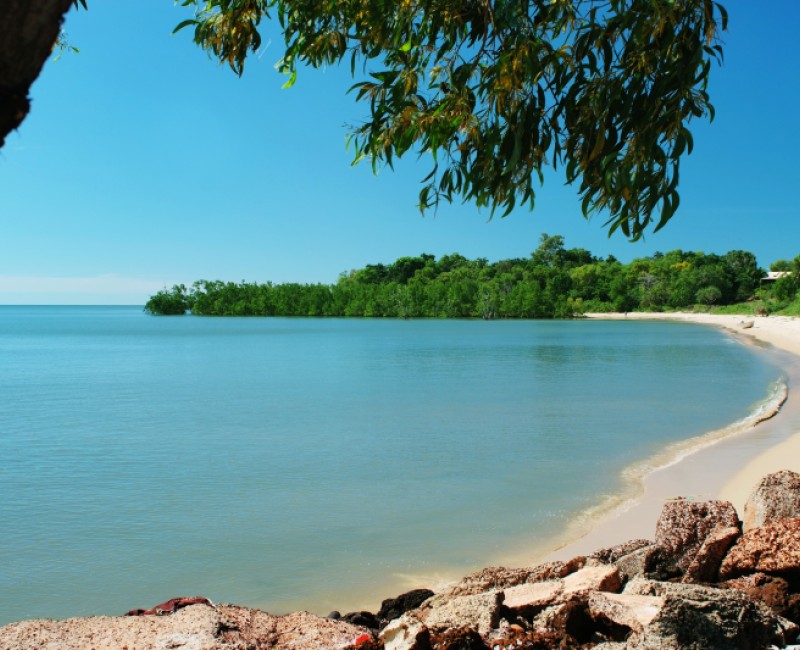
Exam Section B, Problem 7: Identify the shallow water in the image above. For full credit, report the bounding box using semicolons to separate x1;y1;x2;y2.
0;307;782;623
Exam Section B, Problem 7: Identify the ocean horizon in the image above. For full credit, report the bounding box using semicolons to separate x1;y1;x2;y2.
0;306;783;624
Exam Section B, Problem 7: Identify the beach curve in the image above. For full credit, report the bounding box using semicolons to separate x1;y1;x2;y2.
541;312;800;563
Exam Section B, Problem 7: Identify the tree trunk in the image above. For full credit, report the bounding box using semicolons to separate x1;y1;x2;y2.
0;0;74;147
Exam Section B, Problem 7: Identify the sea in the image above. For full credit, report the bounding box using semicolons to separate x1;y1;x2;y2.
0;306;784;625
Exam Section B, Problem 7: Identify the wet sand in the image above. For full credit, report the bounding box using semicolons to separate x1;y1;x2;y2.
544;312;800;561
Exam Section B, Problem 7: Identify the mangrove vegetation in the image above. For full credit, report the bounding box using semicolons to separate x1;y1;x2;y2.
145;235;800;318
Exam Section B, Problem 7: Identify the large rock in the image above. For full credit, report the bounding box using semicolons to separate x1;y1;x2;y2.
443;557;585;597
623;579;794;649
378;589;434;626
612;545;681;582
341;610;380;629
587;592;664;633
682;525;741;583
380;612;430;650
488;627;564;650
723;573;799;622
0;605;371;650
501;565;622;618
591;539;653;564
562;564;622;595
223;607;373;649
419;591;503;637
744;470;800;531
531;594;636;646
720;517;800;580
502;580;563;614
429;627;486;649
524;591;662;646
654;498;740;572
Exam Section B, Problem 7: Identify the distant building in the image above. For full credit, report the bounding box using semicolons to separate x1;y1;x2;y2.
762;271;792;283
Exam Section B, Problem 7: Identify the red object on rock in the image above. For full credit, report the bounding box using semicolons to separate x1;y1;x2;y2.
354;633;372;646
125;596;215;616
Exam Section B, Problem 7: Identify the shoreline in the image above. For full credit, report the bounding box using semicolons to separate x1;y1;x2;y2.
307;312;800;614
541;312;800;562
331;312;800;615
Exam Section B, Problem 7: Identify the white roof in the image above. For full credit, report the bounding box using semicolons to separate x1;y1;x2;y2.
764;271;792;280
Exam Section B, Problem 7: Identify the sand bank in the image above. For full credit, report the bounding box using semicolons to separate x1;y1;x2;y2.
543;312;800;562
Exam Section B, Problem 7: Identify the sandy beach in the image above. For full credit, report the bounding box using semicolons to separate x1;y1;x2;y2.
542;312;800;562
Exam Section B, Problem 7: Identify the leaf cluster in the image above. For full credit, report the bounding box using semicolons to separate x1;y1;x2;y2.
176;0;727;239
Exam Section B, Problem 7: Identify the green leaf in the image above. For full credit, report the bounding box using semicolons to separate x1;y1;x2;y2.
172;19;198;35
281;70;297;89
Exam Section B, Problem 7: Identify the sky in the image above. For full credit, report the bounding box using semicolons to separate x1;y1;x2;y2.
0;2;798;304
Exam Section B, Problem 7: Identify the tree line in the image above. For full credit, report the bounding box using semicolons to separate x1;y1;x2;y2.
145;235;800;318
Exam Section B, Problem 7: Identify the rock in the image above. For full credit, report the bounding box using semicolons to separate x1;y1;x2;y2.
220;607;373;649
533;595;632;645
0;605;371;650
430;627;487;649
654;498;740;572
378;589;435;626
682;525;741;583
622;579;793;649
502;580;563;615
342;610;380;629
443;567;532;597
724;573;798;621
443;557;585;597
591;539;653;564
719;517;800;580
586;592;664;633
526;556;587;582
526;592;663;647
420;592;503;637
501;565;621;620
488;627;564;650
380;613;431;650
612;545;681;583
562;564;622;595
744;470;800;531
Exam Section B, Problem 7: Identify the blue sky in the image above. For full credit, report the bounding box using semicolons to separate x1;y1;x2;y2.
0;1;797;304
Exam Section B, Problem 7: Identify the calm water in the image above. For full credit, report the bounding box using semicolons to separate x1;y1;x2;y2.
0;306;782;624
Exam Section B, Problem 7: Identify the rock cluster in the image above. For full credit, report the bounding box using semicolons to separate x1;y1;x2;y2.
4;470;800;650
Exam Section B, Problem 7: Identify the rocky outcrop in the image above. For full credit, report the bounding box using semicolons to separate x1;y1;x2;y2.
744;470;800;531
0;605;374;650
6;473;800;649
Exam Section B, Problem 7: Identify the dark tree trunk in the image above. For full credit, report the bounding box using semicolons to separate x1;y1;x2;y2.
0;0;74;147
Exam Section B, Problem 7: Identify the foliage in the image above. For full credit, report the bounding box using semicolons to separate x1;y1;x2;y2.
770;259;793;272
146;236;798;318
176;0;727;239
695;285;721;305
144;284;192;315
53;2;87;61
775;296;800;317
